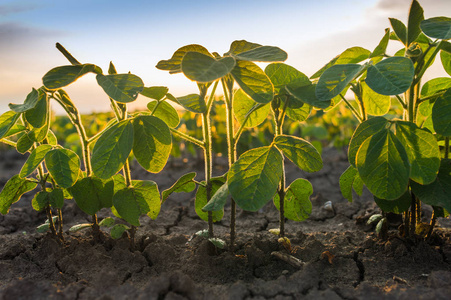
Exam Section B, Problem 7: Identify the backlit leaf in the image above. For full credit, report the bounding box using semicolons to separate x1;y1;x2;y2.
0;111;20;139
228;146;283;211
195;179;224;222
133;115;172;173
45;148;80;188
407;0;424;46
25;91;48;129
156;44;212;73
374;191;411;214
361;81;390;116
202;182;229;212
232;45;287;62
16;133;34;154
181;52;235;82
390;18;407;45
96;73;144;103
176;94;207;113
370;28;390;58
288;83;331;109
43;64;102;89
110;224;130;239
32;191;50;212
274;178;313;222
286;104;311;122
9;88;39;113
366;57;414;95
233;89;270;128
265;63;310;93
162;172;196;203
0;175;37;215
140;86;169;101
147;100;180;128
70;176;114;215
441;51;451;76
420;17;451;40
420;77;451;99
92;120;133;179
20;144;53;178
339;165;364;202
274;135;322;172
432;89;451;136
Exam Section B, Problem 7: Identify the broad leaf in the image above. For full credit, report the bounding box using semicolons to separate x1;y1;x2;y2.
274;135;322;172
147;101;180;128
96;73;144;103
420;77;451;99
441;51;451;76
374;191;411;214
366;57;414;96
9;88;39;113
110;224;130;239
227;40;262;55
162;172;196;203
233;89;270;128
420;17;451;40
25;91;48;129
0;175;37;215
49;188;64;209
113;180;160;226
43;64;102;89
70;177;114;215
286;104;311;122
361;81;390;116
176;94;207;114
411;159;451;212
181;52;235;82
395;121;440;184
370;28;390;58
273;178;313;222
133;115;172;173
407;0;424;46
389;18;407;45
141;86;169;101
202;182;229;212
232;46;287;62
45;148;80;188
156;44;212;73
32;191;50;212
339;165;364;202
288;83;331;109
432;89;451;136
16;133;34;154
265;63;310;93
92;120;134;179
228;146;283;211
0;111;20;139
316;64;367;100
356;129;410;200
231;60;274;104
195;180;224;222
20;144;53;178
311;47;371;79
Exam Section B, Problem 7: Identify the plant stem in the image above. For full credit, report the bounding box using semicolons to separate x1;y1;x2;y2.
170;128;205;148
339;94;364;123
426;210;436;240
202;112;214;238
410;191;416;238
395;95;408;110
57;208;64;240
445;137;450;159
56;43;81;65
414;41;443;85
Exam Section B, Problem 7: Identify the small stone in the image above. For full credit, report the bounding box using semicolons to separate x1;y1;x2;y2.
282;270;289;275
323;201;334;212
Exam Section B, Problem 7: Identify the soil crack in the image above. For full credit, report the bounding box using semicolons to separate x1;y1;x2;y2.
352;249;365;287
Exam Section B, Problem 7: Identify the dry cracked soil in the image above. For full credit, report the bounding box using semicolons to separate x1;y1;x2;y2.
1;147;451;300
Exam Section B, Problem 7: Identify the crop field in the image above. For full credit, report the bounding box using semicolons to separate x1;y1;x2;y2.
0;1;451;299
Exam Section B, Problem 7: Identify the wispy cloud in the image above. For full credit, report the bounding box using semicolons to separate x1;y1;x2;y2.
0;2;40;16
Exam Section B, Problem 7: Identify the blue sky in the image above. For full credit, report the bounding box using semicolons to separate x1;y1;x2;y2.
1;0;450;114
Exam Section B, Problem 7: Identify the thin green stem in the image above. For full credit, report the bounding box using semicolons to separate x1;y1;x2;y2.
339;94;364;123
202;111;214;238
56;43;81;65
445;137;449;159
417;90;447;104
170;128;205;148
395;95;408;110
149;101;161;116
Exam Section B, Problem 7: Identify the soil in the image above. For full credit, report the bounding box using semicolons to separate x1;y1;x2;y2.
1;147;451;300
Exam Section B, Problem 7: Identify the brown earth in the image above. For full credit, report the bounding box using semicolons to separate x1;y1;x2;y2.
1;147;451;300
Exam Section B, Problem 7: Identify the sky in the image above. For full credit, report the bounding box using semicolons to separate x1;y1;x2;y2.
1;0;450;114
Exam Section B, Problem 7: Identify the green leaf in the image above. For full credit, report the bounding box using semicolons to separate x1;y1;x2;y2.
43;64;102;89
339;165;364;202
9;88;39;113
99;217;115;227
227;40;262;55
156;44;212;73
361;81;390;116
176;94;207;113
228;146;283;211
32;191;50;212
147;101;180;128
45;148;80;188
16;133;34;154
202;182;229;212
46;130;58;146
395;121;440;184
140;86;169;101
69;176;114;215
25;91;48;129
420;17;451;40
0;111;20;139
274;135;322;172
133;115;172;173
432;89;451;136
441;51;451;76
265;63;311;93
20;144;53;178
49;188;64;209
181;52;235;83
411;159;451;212
366;57;414;96
92;120;134;179
374;191;411;214
407;0;424;46
370;28;390;58
162;172;197;203
231;60;274;104
286;104;311;122
0;175;37;214
315;64;367;101
56;89;79;116
113;180;160;226
96;73;144;103
420;77;451;98
273;178;313;222
28;121;50;143
69;223;92;233
390;18;407;45
311;47;371;79
231;45;287;62
356;128;410;200
208;238;226;249
287;83;331;109
110;224;130;239
233;89;270;128
195;179;224;222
